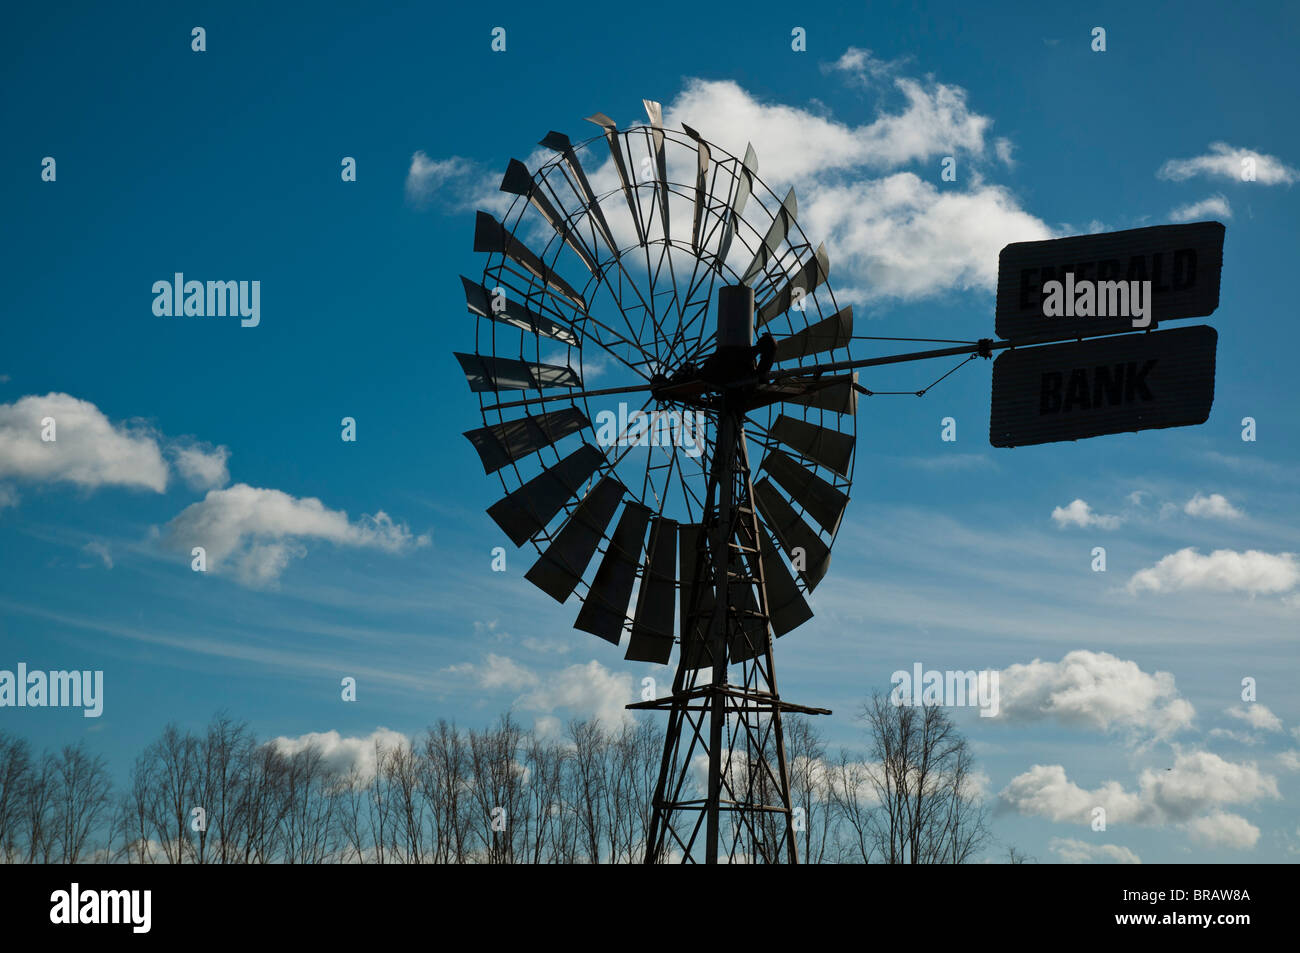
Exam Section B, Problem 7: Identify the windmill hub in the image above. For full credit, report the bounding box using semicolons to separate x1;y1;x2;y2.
649;285;781;410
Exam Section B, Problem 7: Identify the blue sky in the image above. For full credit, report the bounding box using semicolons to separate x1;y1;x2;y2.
2;0;1298;862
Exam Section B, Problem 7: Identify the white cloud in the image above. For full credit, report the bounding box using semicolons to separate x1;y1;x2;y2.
994;136;1015;167
795;172;1051;303
1001;765;1144;824
271;728;410;783
1224;703;1283;733
1127;548;1300;596
1169;194;1232;222
405;152;512;214
1050;838;1142;864
1001;750;1278;832
81;540;113;569
1182;811;1260;849
0;393;168;493
0;484;17;511
445;652;540;691
826;47;910;87
171;442;230;491
993;650;1195;742
1183;492;1242;520
518;659;637;728
1158;142;1299;185
668;74;993;182
1051;498;1121;530
444;654;637;729
1278;750;1300;772
163;483;429;586
437;63;1051;306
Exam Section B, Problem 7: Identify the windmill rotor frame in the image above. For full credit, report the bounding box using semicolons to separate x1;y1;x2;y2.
459;105;860;863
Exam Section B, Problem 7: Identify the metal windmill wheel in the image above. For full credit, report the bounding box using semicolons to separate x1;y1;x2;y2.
455;100;858;863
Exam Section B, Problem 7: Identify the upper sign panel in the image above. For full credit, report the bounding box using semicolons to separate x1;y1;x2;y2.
995;222;1225;341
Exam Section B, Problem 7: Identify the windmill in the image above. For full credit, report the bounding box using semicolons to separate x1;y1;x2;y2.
457;101;857;863
455;101;1226;864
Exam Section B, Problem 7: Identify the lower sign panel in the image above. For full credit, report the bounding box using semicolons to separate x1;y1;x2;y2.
989;325;1217;448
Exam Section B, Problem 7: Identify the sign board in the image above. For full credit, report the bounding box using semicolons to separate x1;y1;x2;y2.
989;325;1217;448
995;222;1225;341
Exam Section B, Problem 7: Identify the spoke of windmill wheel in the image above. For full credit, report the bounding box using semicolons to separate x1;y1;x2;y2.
662;256;724;372
480;382;652;414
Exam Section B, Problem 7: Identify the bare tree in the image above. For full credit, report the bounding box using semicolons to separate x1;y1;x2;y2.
861;692;990;864
466;713;526;863
422;721;469;863
50;742;112;863
0;732;32;863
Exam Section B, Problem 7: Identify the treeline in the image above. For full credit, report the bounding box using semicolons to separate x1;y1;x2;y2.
0;696;993;863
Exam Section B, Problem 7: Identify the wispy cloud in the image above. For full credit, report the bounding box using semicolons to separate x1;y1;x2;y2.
1158;142;1299;185
1169;194;1232;222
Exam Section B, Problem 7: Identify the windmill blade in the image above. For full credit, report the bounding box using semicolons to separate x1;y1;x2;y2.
642;99;670;240
463;407;588;475
538;130;618;253
740;520;813;636
740;188;797;285
753;478;832;590
781;373;858;415
681;122;711;256
773;306;852;362
769;414;854;477
585;112;646;246
474;211;587;311
756;243;830;329
486;444;606;547
678;522;715;670
525;475;625;603
574;502;652;644
625;516;678;663
717;143;757;266
455;353;581;392
500;158;600;275
761;449;849;534
461;277;578;345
